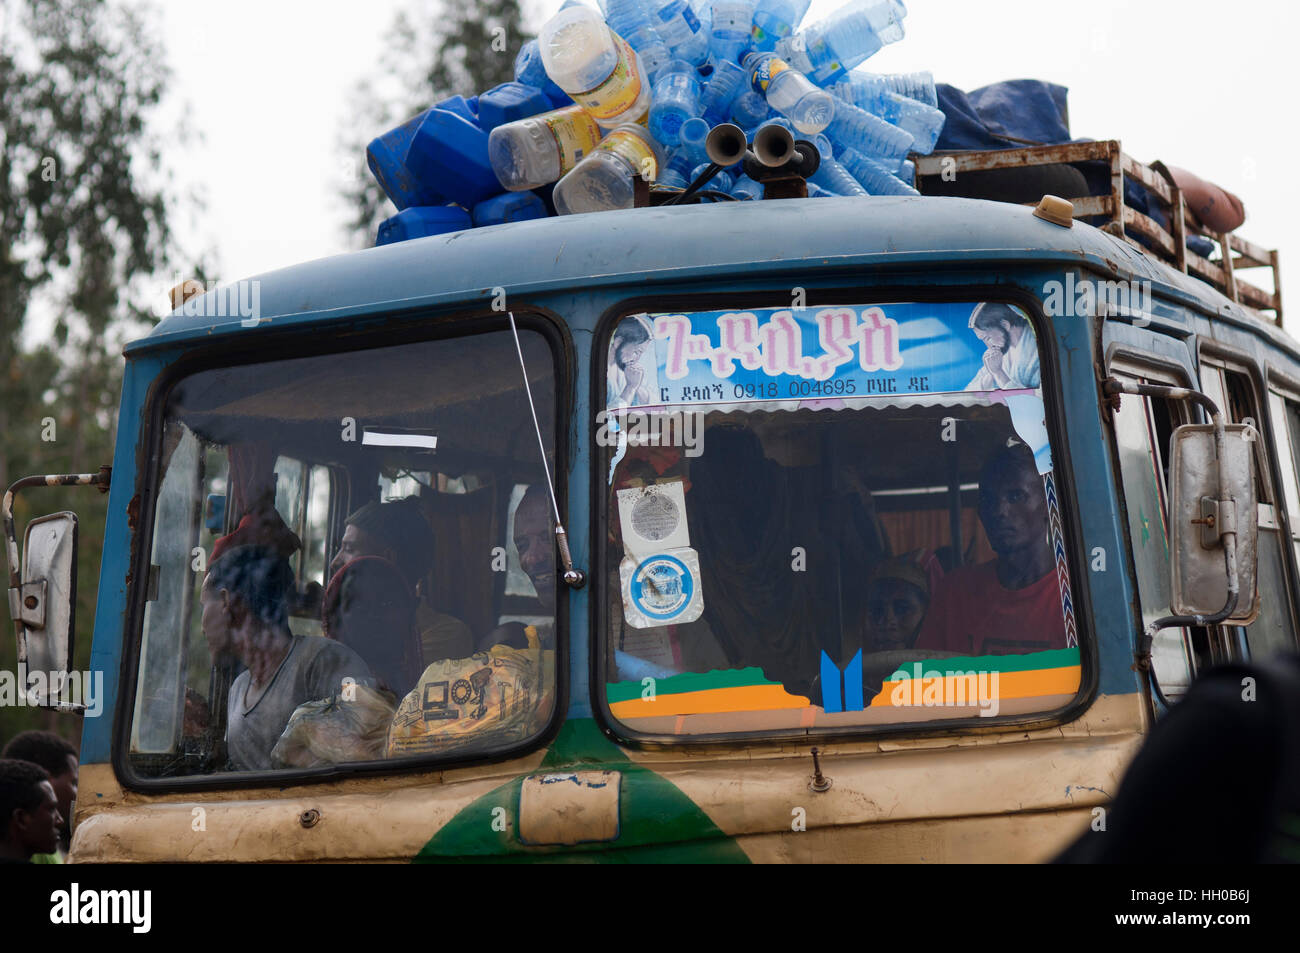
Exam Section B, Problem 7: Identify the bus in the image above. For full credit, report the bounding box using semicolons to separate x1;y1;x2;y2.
6;138;1289;863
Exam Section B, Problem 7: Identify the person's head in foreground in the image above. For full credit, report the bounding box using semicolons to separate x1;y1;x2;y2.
0;759;62;862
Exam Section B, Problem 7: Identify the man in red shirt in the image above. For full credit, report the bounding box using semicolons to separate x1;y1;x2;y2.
914;442;1067;657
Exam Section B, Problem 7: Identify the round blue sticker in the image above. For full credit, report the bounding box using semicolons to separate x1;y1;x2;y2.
629;554;694;621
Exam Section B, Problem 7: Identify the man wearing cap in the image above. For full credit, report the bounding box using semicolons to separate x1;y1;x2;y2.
330;498;474;664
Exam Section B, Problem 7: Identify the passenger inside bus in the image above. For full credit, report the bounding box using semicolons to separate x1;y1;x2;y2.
480;484;556;652
328;498;475;665
914;441;1067;656
321;555;421;697
199;543;375;771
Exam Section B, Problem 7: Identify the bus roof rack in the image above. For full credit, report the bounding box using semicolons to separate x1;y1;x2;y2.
913;141;1282;326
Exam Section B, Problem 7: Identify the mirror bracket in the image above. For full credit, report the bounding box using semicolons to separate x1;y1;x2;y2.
7;580;47;628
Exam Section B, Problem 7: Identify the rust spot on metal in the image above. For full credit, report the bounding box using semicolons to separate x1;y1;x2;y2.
126;494;141;532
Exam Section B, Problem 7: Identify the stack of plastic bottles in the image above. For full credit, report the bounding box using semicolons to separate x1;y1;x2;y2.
368;0;946;245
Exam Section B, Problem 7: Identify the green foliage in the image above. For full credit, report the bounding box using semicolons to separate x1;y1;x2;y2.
338;0;535;243
0;0;179;750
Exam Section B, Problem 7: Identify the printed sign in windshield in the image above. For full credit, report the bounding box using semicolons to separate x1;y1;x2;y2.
605;302;1041;411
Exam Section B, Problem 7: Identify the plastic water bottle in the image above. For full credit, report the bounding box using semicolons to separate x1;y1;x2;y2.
657;148;696;189
553;123;665;214
730;88;770;127
514;39;573;107
677;116;712;162
776;0;907;87
806;182;833;198
743;51;834;134
648;59;703;147
810;155;867;196
855;69;937;107
731;173;763;199
649;0;710;66
699;59;747;124
835;77;943;153
603;0;672;81
540;7;651;129
690;162;735;193
899;158;915;185
489;104;605;191
709;0;756;64
825;98;912;171
750;0;810;51
837;145;919;195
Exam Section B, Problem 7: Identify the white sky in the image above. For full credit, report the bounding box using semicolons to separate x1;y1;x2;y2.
156;0;1297;305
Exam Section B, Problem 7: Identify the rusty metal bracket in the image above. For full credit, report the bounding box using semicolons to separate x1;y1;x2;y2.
7;579;46;628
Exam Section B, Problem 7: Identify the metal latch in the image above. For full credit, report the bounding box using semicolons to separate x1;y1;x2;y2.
7;579;47;628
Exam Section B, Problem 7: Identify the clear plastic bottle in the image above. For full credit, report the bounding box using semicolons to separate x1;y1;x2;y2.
603;0;672;80
553;123;666;214
825;98;912;171
489;104;605;191
837;145;920;195
750;0;810;52
775;0;907;87
743;51;834;134
648;59;703;147
730;88;770;127
540;6;651;129
709;0;756;64
514;38;573;107
699;59;747;125
657;148;696;189
690;162;735;193
810;155;867;195
730;173;764;199
835;75;944;153
649;0;709;66
842;68;938;108
677;116;712;162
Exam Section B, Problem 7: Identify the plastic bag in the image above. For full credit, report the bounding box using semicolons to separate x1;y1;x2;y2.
271;685;398;768
386;642;555;758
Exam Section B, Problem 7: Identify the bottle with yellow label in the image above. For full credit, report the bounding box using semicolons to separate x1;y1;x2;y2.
489;105;605;191
539;6;651;130
553;124;664;215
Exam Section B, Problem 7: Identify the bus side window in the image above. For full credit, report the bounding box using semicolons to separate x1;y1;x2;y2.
1110;372;1195;698
1267;390;1300;651
1200;362;1297;658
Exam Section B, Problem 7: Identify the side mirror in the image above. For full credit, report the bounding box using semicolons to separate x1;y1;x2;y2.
15;512;78;703
1168;424;1259;622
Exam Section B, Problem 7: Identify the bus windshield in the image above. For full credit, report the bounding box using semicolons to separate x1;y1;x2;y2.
128;328;559;779
598;301;1083;736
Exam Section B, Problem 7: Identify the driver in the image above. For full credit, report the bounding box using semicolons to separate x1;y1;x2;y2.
913;441;1067;656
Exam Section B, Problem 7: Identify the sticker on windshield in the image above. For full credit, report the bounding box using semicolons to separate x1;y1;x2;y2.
617;482;691;557
621;548;704;628
603;302;1040;411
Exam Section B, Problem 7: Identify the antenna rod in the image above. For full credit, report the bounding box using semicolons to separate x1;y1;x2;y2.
508;311;586;589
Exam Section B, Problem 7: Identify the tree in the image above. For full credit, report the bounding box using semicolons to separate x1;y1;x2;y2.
338;0;534;243
0;0;184;744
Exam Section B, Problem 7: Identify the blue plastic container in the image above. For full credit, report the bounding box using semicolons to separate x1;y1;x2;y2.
513;40;571;107
367;112;447;210
376;206;472;246
404;108;500;208
471;191;549;226
437;95;480;125
648;60;703;147
477;82;552;133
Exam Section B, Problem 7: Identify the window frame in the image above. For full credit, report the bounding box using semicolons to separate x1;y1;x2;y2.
114;306;573;793
1198;346;1300;657
589;284;1099;747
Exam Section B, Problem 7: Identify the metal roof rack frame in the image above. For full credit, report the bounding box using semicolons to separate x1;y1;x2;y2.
913;141;1282;325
